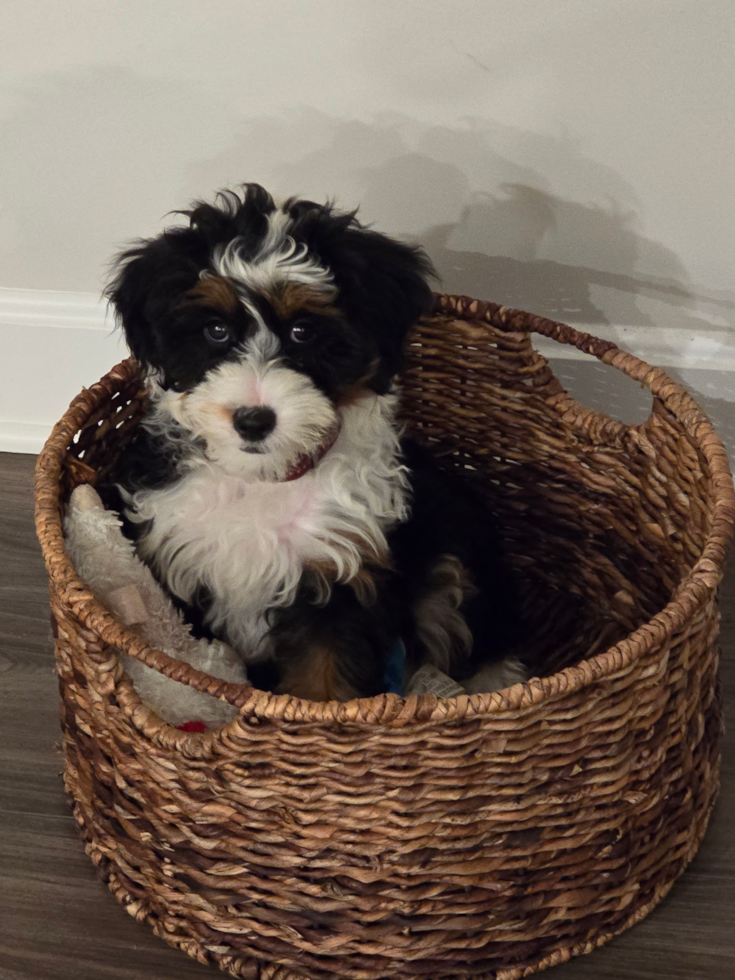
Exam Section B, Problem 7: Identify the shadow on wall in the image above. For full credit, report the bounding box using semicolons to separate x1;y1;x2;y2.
191;108;734;332
0;70;732;336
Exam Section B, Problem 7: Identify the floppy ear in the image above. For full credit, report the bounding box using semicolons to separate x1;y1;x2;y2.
327;224;436;394
106;233;203;370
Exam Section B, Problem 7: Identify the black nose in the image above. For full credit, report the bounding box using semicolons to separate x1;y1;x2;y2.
232;406;276;442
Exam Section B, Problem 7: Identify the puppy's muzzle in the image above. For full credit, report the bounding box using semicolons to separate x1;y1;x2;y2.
233;406;276;447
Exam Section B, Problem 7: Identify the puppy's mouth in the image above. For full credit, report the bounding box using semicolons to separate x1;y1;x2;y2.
240;444;267;455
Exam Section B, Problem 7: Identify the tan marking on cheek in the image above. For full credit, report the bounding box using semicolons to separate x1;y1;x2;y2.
188;275;240;314
267;282;339;319
199;403;236;427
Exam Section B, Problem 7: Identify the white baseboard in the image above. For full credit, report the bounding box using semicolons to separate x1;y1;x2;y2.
533;325;735;372
1;287;733;457
0;287;126;455
0;286;114;329
0;420;55;455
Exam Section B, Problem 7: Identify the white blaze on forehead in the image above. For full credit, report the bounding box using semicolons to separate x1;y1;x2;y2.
212;206;336;298
260;207;291;254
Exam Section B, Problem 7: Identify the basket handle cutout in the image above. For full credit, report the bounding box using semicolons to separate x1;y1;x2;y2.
432;293;735;594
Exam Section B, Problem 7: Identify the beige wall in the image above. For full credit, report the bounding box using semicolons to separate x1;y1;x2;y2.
1;1;732;310
0;0;733;457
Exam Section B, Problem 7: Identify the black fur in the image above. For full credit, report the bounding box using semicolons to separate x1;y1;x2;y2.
104;184;519;700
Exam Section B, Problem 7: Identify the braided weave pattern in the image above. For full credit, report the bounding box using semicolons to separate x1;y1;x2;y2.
34;296;734;979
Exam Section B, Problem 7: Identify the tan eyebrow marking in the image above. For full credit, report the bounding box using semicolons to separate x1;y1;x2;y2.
187;275;240;314
266;282;340;320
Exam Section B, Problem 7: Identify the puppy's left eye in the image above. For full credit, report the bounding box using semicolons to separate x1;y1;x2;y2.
204;323;231;344
289;322;315;344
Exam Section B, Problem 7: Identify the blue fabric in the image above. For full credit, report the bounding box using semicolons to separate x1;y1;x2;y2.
383;639;406;695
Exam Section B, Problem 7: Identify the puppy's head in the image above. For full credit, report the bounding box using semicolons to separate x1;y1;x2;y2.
108;184;434;481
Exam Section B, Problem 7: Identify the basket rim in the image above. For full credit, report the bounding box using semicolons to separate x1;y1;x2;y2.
34;294;735;729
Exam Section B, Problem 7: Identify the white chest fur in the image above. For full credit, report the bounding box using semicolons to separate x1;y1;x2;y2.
127;393;408;659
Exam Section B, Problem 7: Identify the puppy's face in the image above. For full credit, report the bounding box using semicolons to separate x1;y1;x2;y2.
108;185;433;481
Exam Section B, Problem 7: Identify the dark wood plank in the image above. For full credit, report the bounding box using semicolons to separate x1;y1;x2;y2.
0;453;219;978
0;810;218;980
0;452;71;819
1;450;733;979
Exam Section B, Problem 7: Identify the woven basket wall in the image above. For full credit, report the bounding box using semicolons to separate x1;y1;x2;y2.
35;295;735;980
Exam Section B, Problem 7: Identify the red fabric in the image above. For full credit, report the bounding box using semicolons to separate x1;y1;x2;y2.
177;721;207;732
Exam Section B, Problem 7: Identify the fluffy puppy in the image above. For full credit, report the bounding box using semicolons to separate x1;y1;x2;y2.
103;184;520;701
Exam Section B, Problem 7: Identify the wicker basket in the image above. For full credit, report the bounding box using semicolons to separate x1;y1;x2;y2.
35;294;735;980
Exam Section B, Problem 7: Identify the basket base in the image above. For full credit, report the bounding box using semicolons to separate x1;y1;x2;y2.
67;768;720;980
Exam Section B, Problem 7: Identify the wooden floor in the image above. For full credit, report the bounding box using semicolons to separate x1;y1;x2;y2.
1;449;734;980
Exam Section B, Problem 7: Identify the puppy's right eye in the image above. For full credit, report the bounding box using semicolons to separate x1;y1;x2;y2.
204;323;231;344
